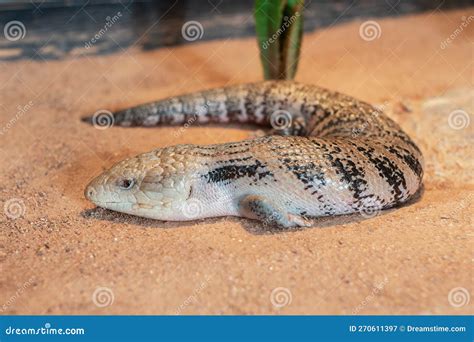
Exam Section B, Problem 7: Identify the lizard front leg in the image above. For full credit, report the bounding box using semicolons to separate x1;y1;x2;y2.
238;195;313;228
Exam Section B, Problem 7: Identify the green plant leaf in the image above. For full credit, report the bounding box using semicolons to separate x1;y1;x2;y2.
254;0;304;80
254;0;285;79
280;0;304;80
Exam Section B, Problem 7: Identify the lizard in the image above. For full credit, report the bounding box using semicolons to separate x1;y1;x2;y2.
83;81;423;227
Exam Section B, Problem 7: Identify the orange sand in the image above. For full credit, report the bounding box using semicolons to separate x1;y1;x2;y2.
0;8;472;314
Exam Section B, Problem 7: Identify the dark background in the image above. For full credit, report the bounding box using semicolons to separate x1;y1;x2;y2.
0;0;473;60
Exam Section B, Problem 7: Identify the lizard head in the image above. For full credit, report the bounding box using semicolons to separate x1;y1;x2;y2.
84;145;205;221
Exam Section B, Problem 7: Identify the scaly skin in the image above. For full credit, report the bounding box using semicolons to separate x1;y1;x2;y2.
84;81;423;227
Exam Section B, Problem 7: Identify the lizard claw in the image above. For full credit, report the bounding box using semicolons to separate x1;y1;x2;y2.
287;214;314;227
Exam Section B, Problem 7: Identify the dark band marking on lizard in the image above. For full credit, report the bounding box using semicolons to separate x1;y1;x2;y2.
83;81;424;227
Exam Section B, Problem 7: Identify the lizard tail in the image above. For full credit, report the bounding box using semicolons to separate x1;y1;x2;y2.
82;82;284;128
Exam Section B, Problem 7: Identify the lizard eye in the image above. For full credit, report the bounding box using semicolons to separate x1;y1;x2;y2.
117;178;135;190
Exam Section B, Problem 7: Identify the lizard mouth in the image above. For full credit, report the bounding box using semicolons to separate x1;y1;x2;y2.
91;201;123;207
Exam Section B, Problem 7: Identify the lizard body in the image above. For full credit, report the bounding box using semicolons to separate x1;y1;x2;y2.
84;81;423;227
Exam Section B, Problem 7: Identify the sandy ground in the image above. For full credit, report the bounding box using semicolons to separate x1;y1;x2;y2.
0;9;472;315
